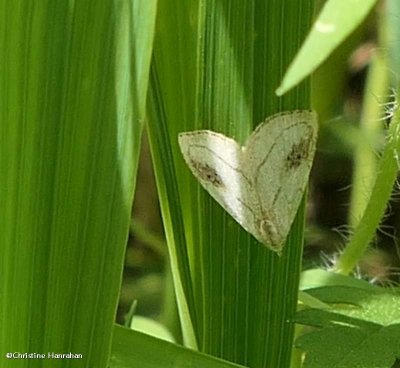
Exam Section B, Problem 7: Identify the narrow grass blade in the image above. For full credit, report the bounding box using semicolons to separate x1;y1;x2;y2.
277;0;377;96
110;325;247;368
148;1;314;367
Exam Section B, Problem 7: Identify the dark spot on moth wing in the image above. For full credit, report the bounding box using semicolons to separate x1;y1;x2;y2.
257;217;283;254
189;159;225;188
286;132;313;169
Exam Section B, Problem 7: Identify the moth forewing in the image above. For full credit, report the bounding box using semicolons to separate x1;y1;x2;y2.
178;130;262;239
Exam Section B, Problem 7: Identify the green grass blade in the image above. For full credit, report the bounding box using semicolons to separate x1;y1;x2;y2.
110;325;247;368
147;0;201;348
277;0;377;96
148;1;313;367
0;1;156;367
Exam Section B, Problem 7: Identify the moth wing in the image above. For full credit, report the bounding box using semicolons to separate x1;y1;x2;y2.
178;130;260;237
245;110;318;247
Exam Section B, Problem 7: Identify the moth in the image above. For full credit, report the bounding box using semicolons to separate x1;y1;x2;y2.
178;110;318;254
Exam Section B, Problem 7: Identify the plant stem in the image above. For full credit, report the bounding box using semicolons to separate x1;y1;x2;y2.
335;101;400;275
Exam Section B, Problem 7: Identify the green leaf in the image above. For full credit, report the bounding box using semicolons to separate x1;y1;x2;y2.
303;286;400;326
0;1;156;367
109;325;247;368
130;316;175;343
277;0;378;95
296;313;400;368
298;291;331;310
148;1;314;367
297;321;400;368
296;286;400;367
300;269;378;291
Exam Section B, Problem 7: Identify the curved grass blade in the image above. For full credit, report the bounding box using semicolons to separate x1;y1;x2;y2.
277;0;377;96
